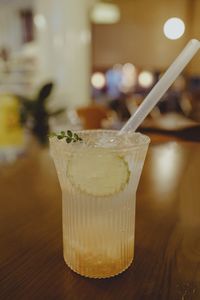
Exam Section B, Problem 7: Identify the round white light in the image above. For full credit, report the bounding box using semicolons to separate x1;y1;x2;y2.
163;17;185;40
138;71;154;88
91;72;106;89
122;63;136;74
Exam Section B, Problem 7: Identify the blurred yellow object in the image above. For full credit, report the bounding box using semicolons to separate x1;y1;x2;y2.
0;95;24;146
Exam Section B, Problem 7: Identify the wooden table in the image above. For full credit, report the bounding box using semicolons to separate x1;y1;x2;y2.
1;136;200;300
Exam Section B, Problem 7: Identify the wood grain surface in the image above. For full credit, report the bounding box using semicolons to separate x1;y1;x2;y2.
0;137;200;300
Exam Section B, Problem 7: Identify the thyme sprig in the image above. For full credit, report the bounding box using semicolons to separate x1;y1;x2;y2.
49;130;83;143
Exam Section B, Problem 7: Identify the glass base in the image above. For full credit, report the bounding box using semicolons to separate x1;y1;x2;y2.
64;258;133;279
63;252;134;279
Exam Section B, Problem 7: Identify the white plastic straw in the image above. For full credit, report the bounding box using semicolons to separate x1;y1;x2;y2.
119;39;200;133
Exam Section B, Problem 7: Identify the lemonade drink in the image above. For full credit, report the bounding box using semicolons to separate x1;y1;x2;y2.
50;130;150;278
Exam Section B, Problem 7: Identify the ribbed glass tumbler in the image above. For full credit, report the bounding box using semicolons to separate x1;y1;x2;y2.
50;130;150;278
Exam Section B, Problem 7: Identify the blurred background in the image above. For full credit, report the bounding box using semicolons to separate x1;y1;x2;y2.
0;0;200;163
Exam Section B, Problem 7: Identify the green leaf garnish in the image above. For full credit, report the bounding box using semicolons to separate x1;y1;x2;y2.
67;130;73;138
74;133;78;139
49;130;83;143
66;137;71;143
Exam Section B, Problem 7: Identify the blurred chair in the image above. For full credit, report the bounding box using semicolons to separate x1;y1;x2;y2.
76;104;112;129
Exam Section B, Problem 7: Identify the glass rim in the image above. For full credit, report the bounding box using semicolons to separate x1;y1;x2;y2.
49;129;150;152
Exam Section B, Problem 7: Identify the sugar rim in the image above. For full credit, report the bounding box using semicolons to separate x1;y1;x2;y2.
50;129;150;152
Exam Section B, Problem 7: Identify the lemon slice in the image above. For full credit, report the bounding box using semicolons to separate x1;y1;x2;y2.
67;149;130;197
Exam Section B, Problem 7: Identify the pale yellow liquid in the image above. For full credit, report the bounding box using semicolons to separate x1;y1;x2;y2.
62;187;136;278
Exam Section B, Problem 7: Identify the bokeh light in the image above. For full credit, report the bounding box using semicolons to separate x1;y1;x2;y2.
34;14;47;30
91;72;106;89
106;66;122;98
138;71;154;88
91;3;120;24
120;63;137;92
163;17;185;40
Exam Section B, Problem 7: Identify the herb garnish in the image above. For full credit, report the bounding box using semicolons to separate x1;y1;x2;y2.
49;130;82;143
